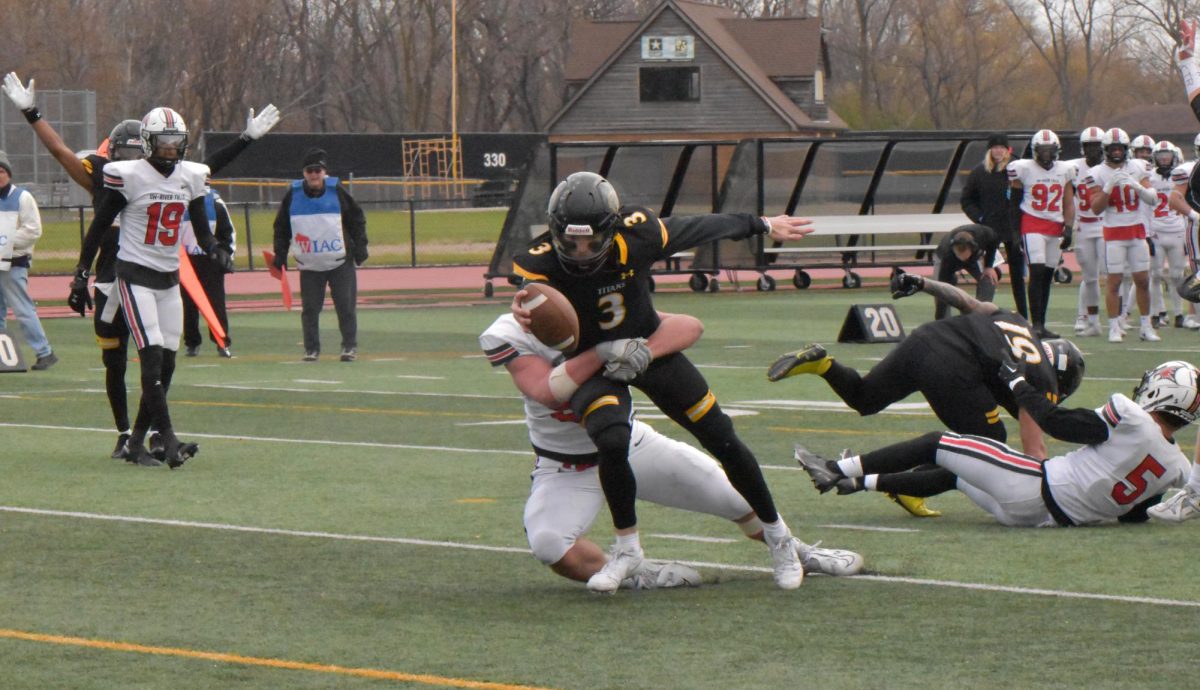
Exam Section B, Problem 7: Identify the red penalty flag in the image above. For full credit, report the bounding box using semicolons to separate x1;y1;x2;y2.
178;246;227;348
262;250;293;311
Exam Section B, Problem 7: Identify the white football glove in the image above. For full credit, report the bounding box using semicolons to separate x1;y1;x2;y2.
243;103;280;140
594;338;652;382
3;72;35;111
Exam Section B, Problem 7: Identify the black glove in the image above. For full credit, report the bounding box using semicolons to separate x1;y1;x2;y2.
1059;224;1073;251
1147;238;1156;257
354;249;368;267
889;268;924;299
67;266;92;317
272;254;286;271
209;245;234;273
998;349;1027;390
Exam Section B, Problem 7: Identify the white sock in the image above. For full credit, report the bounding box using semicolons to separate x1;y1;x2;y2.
1180;57;1200;98
837;455;864;478
863;475;879;491
1088;314;1099;326
762;519;791;545
615;531;641;552
1141;315;1152;328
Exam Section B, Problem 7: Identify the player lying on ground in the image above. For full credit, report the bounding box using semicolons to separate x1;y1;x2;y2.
794;359;1200;528
482;310;863;589
768;271;1083;517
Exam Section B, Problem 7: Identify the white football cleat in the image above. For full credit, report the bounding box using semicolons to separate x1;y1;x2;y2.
1108;326;1124;343
1078;322;1102;337
1183;315;1200;330
1148;489;1200;523
794;538;864;576
588;544;644;594
1140;326;1162;342
767;531;804;590
625;561;702;589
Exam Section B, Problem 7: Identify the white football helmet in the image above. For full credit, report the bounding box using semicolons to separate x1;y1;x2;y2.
1102;128;1131;164
140;107;188;162
1079;126;1105;144
1031;129;1060;166
1153;140;1179;170
1192;132;1200;160
1133;361;1200;425
1130;134;1156;161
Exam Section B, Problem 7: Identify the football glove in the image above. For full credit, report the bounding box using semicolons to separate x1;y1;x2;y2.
2;72;34;111
997;349;1027;390
889;269;924;299
595;338;651;383
209;245;234;273
354;249;368;267
242;104;281;140
1059;224;1073;251
67;266;92;317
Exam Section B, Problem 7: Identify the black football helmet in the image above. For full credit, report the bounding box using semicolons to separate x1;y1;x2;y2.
1042;338;1085;401
547;172;621;274
107;119;144;161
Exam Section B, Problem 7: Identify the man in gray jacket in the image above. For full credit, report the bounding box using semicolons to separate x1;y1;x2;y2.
0;150;55;370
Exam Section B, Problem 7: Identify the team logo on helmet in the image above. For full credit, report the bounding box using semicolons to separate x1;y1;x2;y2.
1133;360;1200;425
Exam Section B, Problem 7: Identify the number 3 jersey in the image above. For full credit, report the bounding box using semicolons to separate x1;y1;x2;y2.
1044;394;1189;525
103;159;210;274
512;206;768;352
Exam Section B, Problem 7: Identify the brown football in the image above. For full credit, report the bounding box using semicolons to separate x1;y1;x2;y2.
522;283;580;352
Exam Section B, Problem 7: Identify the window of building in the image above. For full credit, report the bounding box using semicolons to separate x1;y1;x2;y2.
639;66;700;102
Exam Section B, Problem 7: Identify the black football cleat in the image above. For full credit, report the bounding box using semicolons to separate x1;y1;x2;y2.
111;433;131;460
125;440;163;467
794;445;860;495
164;439;199;470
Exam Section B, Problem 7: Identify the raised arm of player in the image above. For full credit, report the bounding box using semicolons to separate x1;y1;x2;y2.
3;72;93;191
1176;19;1200;121
892;272;1000;316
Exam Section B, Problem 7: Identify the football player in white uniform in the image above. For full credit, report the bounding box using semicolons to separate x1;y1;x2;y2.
796;360;1198;528
1008;129;1075;338
1086;128;1160;342
1146;141;1188;328
75;107;232;469
1069;126;1107;336
480;312;863;592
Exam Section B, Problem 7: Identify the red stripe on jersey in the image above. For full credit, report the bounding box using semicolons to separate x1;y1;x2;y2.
941;435;1042;471
485;345;517;364
103;174;123;188
1103;223;1146;241
1101;400;1121;427
1021;215;1063;236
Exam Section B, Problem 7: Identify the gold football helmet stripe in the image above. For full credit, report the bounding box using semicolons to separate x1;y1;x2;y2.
614;234;628;265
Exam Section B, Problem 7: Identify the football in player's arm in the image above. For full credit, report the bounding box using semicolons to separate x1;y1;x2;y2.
482;310;863;587
509;172;815;594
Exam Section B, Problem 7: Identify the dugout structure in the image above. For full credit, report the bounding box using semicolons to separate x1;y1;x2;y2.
484;130;1081;296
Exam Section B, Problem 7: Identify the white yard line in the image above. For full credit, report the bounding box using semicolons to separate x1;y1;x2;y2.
3;505;1196;609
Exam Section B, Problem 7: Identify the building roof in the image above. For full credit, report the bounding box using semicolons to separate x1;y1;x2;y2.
553;0;843;132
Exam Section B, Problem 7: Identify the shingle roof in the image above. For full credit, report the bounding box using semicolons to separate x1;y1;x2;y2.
555;0;842;131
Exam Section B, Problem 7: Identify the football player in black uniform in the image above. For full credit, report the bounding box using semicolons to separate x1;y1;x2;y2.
2;71;279;460
511;171;814;593
768;270;1084;507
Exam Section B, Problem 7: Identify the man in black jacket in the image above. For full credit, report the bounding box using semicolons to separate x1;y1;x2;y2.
961;133;1027;318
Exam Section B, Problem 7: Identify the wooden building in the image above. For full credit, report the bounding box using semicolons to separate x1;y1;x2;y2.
548;0;845;140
